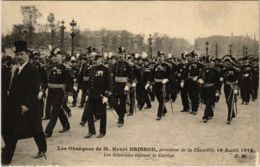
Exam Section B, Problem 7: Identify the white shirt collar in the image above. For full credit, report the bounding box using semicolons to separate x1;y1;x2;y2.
18;61;29;74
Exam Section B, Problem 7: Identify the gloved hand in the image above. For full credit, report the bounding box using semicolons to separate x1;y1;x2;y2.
162;79;169;84
193;76;198;81
68;96;73;104
215;93;220;102
145;83;150;90
234;89;238;95
198;79;204;84
244;73;249;77
124;85;130;91
220;77;224;82
102;96;108;104
73;79;77;82
180;81;184;88
132;82;136;87
38;91;44;100
73;86;78;91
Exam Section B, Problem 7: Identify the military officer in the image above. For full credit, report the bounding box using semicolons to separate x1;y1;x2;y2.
251;57;259;101
240;56;253;105
111;47;134;127
44;48;73;137
186;51;204;115
220;55;239;124
198;56;220;122
152;51;172;120
84;54;112;138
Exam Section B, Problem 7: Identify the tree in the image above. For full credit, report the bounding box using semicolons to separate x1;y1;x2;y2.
20;5;42;46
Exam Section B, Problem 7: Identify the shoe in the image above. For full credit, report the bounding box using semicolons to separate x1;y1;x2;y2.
162;113;166;117
191;111;197;115
1;160;11;165
137;105;143;110
70;104;76;107
97;133;105;138
85;133;96;138
79;122;85;126
78;105;84;108
144;106;152;109
67;113;72;118
156;117;161;120
59;127;70;133
127;113;133;116
117;123;124;127
33;151;47;160
44;133;52;138
227;120;231;124
181;110;189;112
203;118;208;123
244;102;249;105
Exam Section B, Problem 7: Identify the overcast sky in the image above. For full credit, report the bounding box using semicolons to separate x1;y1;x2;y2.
2;1;259;44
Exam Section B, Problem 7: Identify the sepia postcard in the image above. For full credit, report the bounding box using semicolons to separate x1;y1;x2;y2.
1;1;259;166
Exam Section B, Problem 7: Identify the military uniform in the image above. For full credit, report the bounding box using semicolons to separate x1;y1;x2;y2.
179;60;190;112
220;55;239;124
240;58;253;104
84;61;112;138
45;63;73;137
186;58;204;114
152;59;171;120
111;58;134;126
251;59;259;100
198;62;220;122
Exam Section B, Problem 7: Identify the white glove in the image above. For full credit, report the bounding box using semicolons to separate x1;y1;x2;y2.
73;79;77;82
215;92;220;96
102;96;108;104
38;91;43;100
244;73;249;77
180;81;184;88
132;82;136;87
149;85;153;90
177;73;181;77
162;79;169;84
220;77;224;82
73;86;78;91
193;76;198;81
68;96;73;104
198;79;204;84
234;89;238;95
124;85;130;91
145;84;150;90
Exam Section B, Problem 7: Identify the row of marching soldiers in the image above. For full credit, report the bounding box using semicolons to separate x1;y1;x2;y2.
1;40;259;164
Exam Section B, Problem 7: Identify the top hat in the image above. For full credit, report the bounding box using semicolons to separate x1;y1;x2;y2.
14;40;29;53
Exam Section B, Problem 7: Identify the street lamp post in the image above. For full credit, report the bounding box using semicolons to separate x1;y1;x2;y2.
215;42;218;58
229;44;232;55
148;34;153;58
205;41;209;56
60;20;66;53
70;19;77;57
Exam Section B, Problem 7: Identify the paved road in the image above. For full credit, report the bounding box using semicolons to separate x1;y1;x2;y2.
4;93;259;166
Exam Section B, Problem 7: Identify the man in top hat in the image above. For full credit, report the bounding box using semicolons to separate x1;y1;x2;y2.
220;55;239;124
84;54;112;138
2;41;47;165
110;46;134;127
